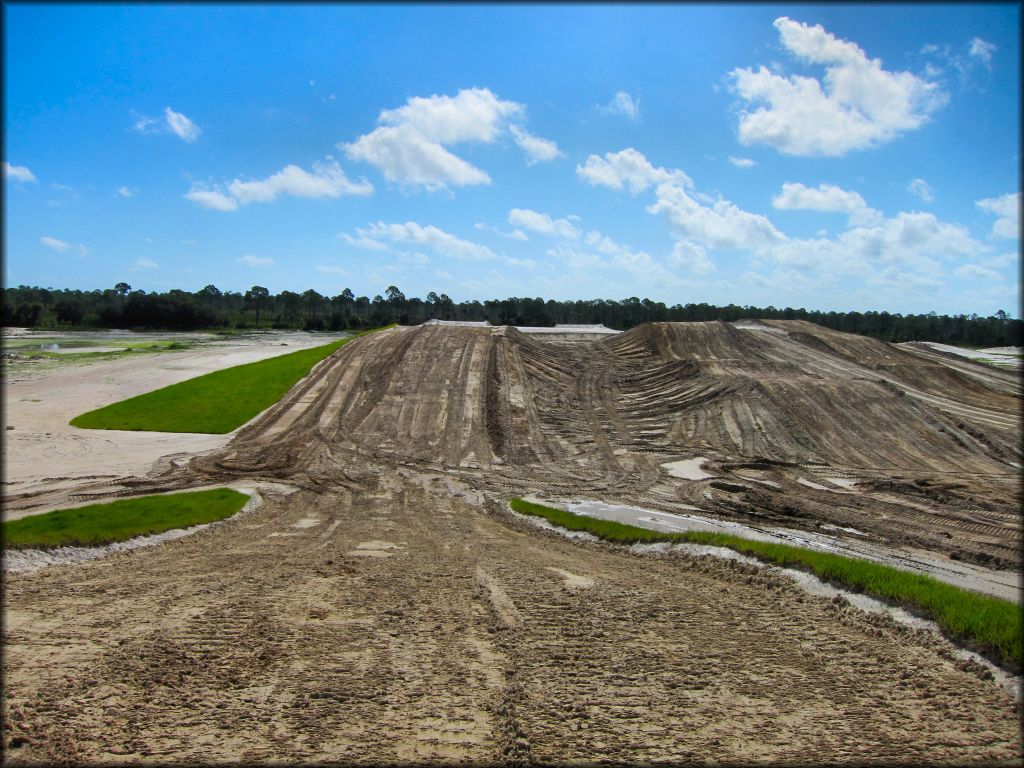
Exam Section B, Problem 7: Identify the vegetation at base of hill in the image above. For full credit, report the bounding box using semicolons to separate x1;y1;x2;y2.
70;337;353;433
3;284;1019;347
509;498;1023;671
3;488;249;549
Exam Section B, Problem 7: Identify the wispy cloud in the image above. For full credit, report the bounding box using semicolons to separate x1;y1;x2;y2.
132;257;159;270
40;235;87;255
4;162;36;183
598;91;640;121
509;125;563;165
116;186;136;198
728;156;756;169
907;178;934;203
238;254;273;267
185;158;372;211
508;208;580;239
133;106;201;142
968;37;996;69
343;221;497;261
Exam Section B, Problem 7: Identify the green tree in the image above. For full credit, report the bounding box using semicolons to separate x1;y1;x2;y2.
247;285;270;329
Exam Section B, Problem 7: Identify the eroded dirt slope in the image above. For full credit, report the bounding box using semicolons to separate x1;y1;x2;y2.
160;322;1022;569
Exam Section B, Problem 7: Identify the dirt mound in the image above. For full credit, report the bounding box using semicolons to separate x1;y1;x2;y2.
165;322;1023;569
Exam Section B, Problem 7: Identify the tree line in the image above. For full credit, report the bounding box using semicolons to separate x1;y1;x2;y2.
2;283;1020;348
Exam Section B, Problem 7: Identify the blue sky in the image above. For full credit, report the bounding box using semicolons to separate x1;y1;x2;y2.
3;3;1020;315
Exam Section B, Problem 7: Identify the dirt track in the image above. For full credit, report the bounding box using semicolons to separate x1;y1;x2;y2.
4;321;1022;763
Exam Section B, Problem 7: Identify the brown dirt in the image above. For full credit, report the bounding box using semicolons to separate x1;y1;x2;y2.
4;321;1022;764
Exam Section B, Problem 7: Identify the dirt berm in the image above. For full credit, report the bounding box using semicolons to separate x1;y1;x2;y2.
4;321;1021;763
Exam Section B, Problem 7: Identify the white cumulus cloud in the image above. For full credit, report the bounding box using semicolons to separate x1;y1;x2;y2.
227;159;372;204
649;181;785;251
508;208;580;239
772;182;881;226
976;193;1019;240
576;148;690;194
184;188;239;211
4;162;36;182
728;156;757;169
730;17;946;156
341;88;558;189
239;254;273;267
186;158;370;211
116;186;135;198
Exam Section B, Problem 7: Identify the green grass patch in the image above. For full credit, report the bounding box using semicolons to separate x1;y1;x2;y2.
509;498;1022;670
3;488;249;549
70;335;358;433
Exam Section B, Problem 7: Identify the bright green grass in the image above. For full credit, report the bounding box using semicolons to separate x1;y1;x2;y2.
509;498;1022;670
70;336;355;433
3;488;249;549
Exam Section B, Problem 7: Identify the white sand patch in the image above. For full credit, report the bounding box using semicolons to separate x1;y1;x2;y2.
545;567;595;589
661;457;715;480
346;540;403;557
733;321;788;335
292;517;321;529
797;477;832;491
920;342;1022;368
820;522;867;536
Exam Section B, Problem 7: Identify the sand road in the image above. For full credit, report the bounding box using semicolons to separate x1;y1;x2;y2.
3;322;1022;763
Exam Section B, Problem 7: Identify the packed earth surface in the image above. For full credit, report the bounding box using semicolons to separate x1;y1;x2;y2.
3;322;1022;764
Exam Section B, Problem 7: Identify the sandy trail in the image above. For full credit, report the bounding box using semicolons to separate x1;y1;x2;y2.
4;477;1020;764
3;321;1022;763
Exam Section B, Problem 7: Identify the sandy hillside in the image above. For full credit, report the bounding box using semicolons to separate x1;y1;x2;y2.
3;322;1021;764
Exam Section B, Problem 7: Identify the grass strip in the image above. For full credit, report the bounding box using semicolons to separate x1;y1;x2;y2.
70;328;389;433
509;498;1022;670
3;488;249;549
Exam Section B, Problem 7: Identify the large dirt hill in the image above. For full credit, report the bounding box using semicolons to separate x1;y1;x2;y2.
5;321;1022;764
170;320;1020;569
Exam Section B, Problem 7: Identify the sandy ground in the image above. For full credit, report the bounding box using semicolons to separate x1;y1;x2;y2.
2;330;346;518
3;321;1022;763
910;341;1023;369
